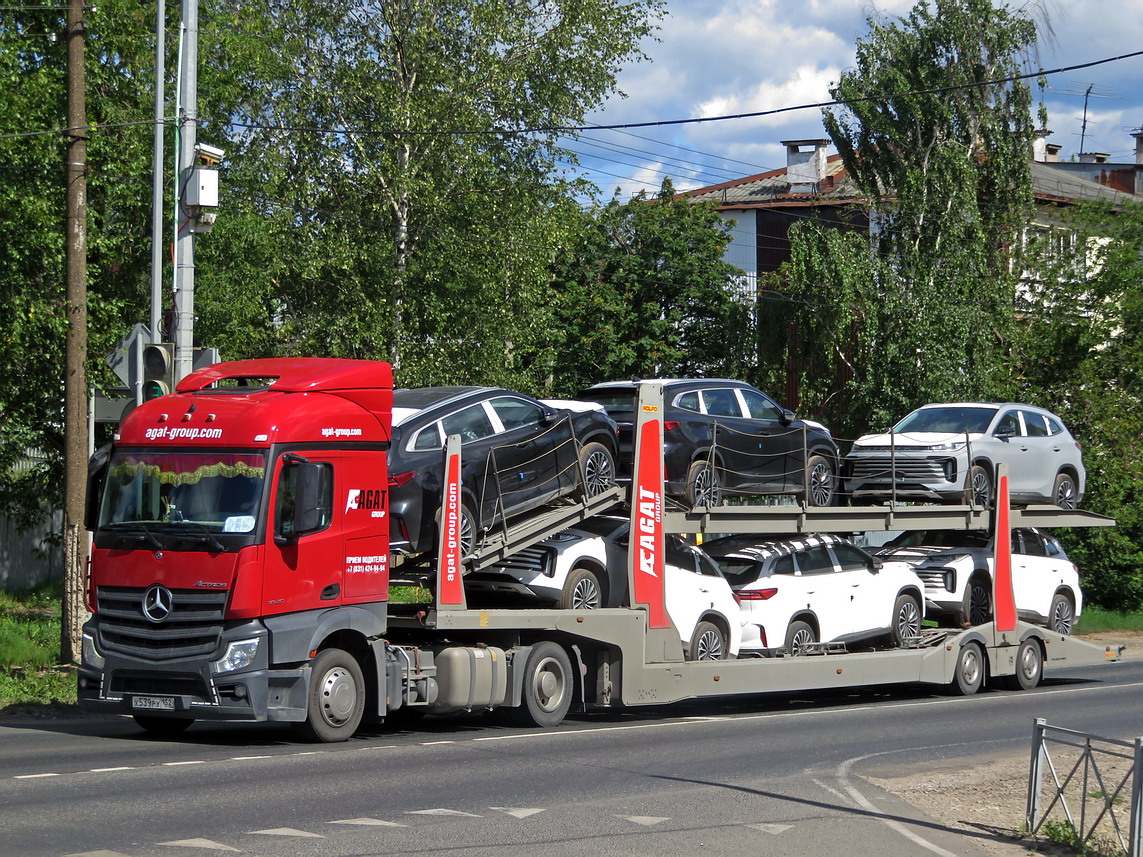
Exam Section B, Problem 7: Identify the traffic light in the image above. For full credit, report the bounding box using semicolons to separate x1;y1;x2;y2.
141;343;175;401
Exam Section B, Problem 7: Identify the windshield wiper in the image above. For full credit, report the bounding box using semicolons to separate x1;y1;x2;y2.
105;523;163;550
173;522;226;553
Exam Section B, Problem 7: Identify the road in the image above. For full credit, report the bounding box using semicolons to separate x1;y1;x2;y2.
2;656;1140;857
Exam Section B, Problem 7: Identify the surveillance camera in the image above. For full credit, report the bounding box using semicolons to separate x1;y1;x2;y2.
194;142;225;164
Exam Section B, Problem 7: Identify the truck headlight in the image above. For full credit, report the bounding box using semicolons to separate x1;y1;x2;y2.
212;638;260;674
82;633;105;670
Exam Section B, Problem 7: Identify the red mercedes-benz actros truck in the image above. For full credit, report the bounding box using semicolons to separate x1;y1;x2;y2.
79;357;1119;742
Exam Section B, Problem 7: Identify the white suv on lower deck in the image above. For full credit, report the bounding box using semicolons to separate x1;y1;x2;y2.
875;527;1082;633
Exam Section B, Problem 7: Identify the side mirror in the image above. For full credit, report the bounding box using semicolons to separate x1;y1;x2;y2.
84;444;112;531
994;426;1016;439
275;457;330;545
780;409;795;426
870;557;883;574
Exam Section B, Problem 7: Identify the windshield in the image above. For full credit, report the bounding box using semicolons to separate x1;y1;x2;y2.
99;451;266;534
893;406;996;435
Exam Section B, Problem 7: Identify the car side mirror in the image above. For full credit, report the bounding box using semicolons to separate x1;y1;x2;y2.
994;426;1016;440
870;558;882;574
780;409;795;425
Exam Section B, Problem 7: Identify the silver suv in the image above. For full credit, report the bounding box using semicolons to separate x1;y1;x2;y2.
843;403;1085;508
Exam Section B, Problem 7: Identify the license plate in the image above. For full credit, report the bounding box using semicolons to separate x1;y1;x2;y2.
131;695;175;711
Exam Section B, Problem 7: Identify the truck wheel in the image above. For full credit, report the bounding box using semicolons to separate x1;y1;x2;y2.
1003;638;1043;690
1048;593;1075;635
685;460;721;508
890;594;922;646
558;566;604;610
513;642;573;728
298;648;365;743
948;642;985;695
132;715;194;737
688;621;727;661
784;620;816;656
806;454;835;507
959;575;992;627
577;442;616;499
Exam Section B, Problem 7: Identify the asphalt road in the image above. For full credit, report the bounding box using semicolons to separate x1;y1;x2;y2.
3;656;1141;857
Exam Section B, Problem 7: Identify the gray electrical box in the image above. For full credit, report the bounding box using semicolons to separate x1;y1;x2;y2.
186;167;219;208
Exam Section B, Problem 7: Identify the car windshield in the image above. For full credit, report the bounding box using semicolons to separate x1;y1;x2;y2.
893;406;996;434
99;451;266;534
577;390;634;414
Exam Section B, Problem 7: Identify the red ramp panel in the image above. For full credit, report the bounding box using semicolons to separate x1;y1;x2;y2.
993;472;1016;632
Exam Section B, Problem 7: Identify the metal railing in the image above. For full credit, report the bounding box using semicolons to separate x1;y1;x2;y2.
1027;718;1143;856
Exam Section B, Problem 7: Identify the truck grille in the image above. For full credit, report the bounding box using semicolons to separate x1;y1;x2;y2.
848;457;947;481
95;586;227;662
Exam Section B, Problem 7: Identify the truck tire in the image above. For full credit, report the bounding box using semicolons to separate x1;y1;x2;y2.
558;566;604;610
1048;593;1075;635
890;593;922;646
685;459;721;508
132;715;194;737
806;454;835;507
948;642;985;695
784;620;816;656
298;647;365;743
688;621;727;661
513;642;573;728
1002;638;1043;690
577;442;616;499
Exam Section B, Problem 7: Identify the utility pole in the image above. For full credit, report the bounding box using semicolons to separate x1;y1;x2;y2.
150;0;166;345
61;0;89;663
172;0;198;382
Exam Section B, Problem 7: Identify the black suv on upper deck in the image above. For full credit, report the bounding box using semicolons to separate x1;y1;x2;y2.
576;379;839;507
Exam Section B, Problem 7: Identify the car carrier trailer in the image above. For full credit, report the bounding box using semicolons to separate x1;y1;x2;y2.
78;360;1120;741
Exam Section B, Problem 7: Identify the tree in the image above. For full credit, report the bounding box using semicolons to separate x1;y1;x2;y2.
759;0;1040;439
1014;200;1143;611
197;0;662;391
549;179;752;396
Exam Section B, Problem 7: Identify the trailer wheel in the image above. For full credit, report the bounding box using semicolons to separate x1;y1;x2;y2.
890;593;922;646
688;621;727;661
784;620;817;656
513;642;573;728
1048;593;1075;635
949;642;985;695
577;442;616;499
685;460;721;508
132;715;194;737
1003;638;1043;690
298;648;365;743
558;566;604;610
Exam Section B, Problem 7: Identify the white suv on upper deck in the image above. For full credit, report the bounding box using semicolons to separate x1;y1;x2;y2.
843;402;1085;508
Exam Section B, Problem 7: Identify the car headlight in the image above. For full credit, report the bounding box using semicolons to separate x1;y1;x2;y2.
212;638;260;674
82;633;105;670
925;441;966;451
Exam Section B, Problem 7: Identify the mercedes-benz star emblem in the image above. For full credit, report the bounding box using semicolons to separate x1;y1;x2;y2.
141;584;174;623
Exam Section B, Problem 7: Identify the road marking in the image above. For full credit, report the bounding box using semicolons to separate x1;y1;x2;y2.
89;767;134;772
835;752;958;857
330;817;407;826
248;827;324;837
619;816;670;826
747;822;793;834
407;808;483;817
14;772;59;778
489;807;546;818
158;838;240;851
229;755;271;761
66;851;134;856
162;760;205;767
420;740;456;745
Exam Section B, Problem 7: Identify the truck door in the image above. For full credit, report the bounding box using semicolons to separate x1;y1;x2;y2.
338;450;390;601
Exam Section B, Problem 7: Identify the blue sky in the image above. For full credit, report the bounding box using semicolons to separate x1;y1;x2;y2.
564;0;1143;200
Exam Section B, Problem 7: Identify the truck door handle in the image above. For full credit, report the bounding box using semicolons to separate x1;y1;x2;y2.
321;584;340;600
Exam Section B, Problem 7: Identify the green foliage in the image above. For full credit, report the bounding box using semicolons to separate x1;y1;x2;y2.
760;0;1039;438
1075;607;1143;634
549;179;753;395
1015;200;1143;611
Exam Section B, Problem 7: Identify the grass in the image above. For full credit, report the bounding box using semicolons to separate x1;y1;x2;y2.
0;583;77;709
1075;606;1143;634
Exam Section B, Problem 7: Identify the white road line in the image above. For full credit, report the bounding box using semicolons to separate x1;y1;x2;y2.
248;827;324;837
229;755;271;760
89;767;135;772
407;808;483;817
158;838;240;851
162;760;205;766
835;752;959;857
14;772;59;779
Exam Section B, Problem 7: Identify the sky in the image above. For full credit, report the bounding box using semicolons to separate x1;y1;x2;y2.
563;0;1143;201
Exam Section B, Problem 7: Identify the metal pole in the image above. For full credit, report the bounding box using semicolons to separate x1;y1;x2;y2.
150;0;166;342
172;0;198;382
1028;718;1047;832
1130;736;1142;857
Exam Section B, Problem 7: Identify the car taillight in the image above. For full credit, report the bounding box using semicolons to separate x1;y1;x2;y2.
664;421;679;431
389;470;416;487
736;587;778;601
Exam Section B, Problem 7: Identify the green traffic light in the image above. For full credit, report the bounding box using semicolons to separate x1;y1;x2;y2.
142;380;169;401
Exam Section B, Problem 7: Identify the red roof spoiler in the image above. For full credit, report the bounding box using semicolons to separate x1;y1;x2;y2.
177;358;393;394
